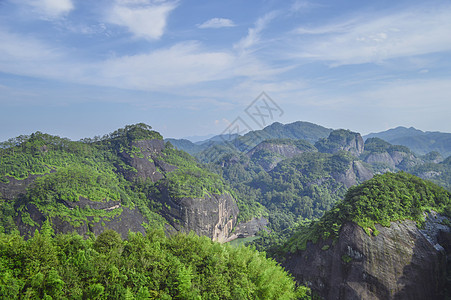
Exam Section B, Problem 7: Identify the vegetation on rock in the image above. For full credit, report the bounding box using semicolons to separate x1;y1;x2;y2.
283;172;451;253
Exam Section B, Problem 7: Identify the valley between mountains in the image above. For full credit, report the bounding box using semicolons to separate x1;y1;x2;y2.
0;122;450;299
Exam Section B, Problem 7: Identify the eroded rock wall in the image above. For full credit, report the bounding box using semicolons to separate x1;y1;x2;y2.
284;218;450;300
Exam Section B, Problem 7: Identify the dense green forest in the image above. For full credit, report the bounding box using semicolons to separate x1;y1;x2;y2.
0;227;309;299
204;147;362;250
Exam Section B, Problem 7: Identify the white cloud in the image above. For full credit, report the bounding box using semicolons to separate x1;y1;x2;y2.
292;6;451;65
17;0;74;19
0;23;288;97
198;18;235;29
0;30;63;70
99;42;235;89
234;11;278;52
108;0;177;40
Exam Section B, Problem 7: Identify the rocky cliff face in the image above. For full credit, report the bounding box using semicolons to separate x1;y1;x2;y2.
315;130;365;157
283;215;450;300
332;161;373;188
122;139;239;241
118;139;168;182
364;150;419;170
16;200;147;239
225;217;269;242
160;191;239;242
246;140;317;171
248;142;309;159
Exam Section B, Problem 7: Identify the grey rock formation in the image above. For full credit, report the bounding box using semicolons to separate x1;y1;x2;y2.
160;191;239;242
225;217;269;242
284;218;450;300
332;161;373;188
316;130;365;157
15;201;147;239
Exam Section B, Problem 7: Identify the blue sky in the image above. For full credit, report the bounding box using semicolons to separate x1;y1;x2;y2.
1;0;451;141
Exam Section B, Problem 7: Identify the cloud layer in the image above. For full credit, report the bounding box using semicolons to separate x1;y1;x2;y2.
108;0;177;40
14;0;74;19
198;18;235;29
292;6;451;65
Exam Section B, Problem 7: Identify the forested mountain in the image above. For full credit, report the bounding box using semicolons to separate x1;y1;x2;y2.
364;126;451;157
166;121;332;156
281;172;451;299
1;122;450;299
0;124;238;241
196;127;451;252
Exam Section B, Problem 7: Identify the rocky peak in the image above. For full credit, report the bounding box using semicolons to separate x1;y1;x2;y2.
315;129;364;157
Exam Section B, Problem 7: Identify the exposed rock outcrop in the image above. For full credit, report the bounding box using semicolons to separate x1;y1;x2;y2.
118;139;167;182
15;201;147;239
283;217;450;300
247;143;309;159
160;191;239;242
120;139;240;241
247;140;316;171
332;161;373;188
225;217;269;242
316;130;364;157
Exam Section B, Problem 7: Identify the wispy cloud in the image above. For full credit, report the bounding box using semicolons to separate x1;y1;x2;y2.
108;0;178;40
290;0;320;13
291;5;451;65
99;42;234;89
198;18;235;29
12;0;74;19
234;11;278;53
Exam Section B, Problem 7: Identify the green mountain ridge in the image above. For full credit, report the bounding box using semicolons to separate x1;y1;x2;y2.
364;126;451;157
0;124;238;241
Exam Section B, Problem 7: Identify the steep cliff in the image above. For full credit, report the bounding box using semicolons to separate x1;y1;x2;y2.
281;172;451;299
159;191;238;242
315;129;364;157
362;138;422;171
284;218;450;300
331;160;373;188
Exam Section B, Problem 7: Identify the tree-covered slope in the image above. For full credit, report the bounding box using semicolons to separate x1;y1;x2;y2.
207;146;373;250
283;172;451;253
0;124;237;240
0;228;309;299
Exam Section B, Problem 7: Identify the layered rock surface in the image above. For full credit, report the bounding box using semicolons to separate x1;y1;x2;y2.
284;216;450;300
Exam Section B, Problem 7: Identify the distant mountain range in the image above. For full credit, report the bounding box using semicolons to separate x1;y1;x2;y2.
166;121;332;155
168;123;451;158
364;126;451;157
